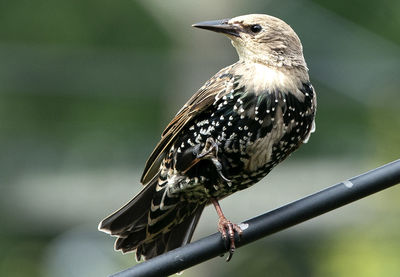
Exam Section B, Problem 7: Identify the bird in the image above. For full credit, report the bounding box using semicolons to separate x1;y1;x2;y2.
99;14;317;262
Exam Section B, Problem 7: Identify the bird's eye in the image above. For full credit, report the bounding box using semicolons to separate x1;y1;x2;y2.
250;24;262;33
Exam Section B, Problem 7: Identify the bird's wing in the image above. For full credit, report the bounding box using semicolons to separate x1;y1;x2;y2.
140;64;236;184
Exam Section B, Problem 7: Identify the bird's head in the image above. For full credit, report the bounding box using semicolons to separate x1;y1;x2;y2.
193;14;307;69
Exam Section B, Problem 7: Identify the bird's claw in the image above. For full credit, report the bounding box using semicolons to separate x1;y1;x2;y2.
217;217;243;262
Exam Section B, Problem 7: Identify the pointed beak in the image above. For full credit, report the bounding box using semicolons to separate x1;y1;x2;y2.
192;18;240;37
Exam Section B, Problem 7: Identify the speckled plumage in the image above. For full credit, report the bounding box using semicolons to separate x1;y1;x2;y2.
99;14;317;262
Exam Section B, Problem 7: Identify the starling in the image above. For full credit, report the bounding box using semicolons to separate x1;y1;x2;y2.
99;14;316;262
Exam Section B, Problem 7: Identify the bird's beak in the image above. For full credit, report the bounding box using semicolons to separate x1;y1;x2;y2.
192;18;240;37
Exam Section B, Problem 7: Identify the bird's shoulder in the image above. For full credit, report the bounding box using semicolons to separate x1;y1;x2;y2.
140;64;238;184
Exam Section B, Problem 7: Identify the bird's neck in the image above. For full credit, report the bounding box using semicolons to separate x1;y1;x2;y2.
232;41;307;70
241;53;308;71
258;53;308;70
233;59;310;95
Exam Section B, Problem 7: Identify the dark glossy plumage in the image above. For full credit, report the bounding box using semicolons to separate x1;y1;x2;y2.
99;14;317;262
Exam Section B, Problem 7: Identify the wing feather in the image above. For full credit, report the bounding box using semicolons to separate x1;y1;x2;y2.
140;64;236;184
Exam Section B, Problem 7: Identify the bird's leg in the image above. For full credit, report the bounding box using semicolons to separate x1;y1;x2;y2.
211;198;243;262
197;138;231;182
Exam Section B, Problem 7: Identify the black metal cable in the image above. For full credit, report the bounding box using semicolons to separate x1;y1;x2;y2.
111;159;400;277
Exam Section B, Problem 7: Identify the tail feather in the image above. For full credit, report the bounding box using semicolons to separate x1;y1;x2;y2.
98;175;158;237
132;205;205;261
165;205;204;251
99;174;205;261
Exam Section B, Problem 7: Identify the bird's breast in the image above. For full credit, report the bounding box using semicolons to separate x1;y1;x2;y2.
215;80;316;178
168;69;316;196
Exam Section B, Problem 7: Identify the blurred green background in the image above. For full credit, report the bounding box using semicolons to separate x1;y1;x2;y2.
1;0;399;276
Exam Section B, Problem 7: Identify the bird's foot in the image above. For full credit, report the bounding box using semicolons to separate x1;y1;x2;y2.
211;198;241;261
217;216;243;262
